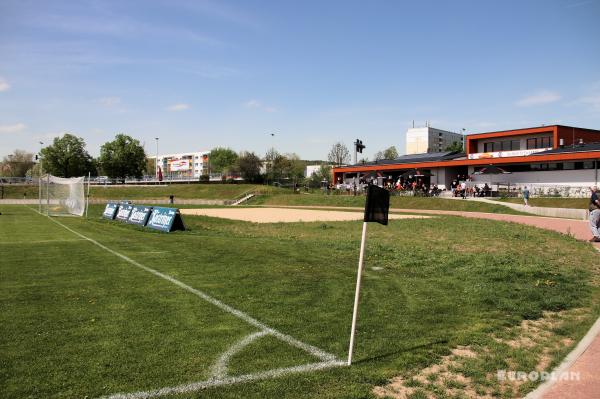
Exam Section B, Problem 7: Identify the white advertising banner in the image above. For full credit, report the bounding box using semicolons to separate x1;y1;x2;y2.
169;159;190;171
468;148;550;160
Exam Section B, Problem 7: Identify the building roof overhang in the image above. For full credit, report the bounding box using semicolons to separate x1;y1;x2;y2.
333;150;600;174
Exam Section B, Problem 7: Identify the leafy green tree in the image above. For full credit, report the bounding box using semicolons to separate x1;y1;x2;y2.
99;134;146;180
0;149;35;177
145;157;156;176
383;146;399;159
374;151;385;161
285;153;305;180
445;140;464;152
40;134;96;177
308;164;332;187
236;151;262;182
209;147;238;174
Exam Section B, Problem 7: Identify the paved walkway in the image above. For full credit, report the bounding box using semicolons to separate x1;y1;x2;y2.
271;205;600;397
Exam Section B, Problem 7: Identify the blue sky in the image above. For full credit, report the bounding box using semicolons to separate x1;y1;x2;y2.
1;0;599;160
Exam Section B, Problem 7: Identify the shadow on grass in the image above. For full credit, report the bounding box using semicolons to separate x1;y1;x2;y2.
353;339;449;365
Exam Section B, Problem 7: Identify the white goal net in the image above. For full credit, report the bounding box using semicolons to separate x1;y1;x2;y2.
40;174;86;216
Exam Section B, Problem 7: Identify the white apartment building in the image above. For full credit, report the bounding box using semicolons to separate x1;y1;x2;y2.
406;126;464;154
149;151;210;179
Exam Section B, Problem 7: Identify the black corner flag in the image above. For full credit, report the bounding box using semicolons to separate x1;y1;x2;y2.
364;184;390;225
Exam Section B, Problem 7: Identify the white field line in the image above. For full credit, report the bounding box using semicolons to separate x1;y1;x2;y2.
27;208;346;397
40;214;337;362
101;360;345;399
210;330;270;379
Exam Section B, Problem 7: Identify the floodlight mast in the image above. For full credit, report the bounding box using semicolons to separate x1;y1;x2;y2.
354;139;365;165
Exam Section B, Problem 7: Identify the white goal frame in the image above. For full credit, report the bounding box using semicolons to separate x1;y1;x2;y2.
39;174;88;217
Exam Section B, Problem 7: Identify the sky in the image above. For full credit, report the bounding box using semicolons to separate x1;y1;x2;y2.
1;0;599;161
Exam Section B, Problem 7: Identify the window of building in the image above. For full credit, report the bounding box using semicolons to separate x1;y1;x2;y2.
583;161;595;169
526;136;553;149
563;162;575;170
511;140;520;150
501;141;511;151
540;137;552;148
484;142;495;152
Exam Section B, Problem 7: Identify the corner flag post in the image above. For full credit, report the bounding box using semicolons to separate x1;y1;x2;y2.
347;183;390;366
348;220;368;365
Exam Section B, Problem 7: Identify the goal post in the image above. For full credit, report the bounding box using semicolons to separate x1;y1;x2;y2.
40;174;86;217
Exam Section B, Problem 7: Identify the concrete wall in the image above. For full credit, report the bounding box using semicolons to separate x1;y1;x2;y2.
468;168;597;197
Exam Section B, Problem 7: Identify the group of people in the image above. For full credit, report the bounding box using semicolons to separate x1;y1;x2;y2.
384;178;441;196
450;180;492;199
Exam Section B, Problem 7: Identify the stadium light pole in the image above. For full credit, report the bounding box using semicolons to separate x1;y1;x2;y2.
155;137;159;182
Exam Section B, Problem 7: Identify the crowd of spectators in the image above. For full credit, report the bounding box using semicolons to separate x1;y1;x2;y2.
328;174;498;198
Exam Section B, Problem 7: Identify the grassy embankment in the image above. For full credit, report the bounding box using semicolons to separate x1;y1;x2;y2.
249;193;525;214
0;183;278;200
1;183;527;214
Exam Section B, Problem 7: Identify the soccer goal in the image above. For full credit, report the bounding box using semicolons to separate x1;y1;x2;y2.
40;174;87;217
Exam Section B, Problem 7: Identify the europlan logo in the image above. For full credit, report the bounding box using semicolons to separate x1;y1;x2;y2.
497;369;580;382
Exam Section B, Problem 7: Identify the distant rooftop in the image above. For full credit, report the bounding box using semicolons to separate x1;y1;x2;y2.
349;151;464;168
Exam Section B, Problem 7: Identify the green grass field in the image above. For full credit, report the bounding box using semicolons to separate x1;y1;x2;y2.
1;205;599;398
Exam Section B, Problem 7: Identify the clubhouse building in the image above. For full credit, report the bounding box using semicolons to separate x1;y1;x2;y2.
332;125;600;196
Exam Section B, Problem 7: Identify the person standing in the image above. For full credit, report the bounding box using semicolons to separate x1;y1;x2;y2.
523;186;530;206
590;186;600;242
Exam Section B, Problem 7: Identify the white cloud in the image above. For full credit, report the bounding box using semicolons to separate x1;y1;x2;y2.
98;96;121;107
516;90;561;107
167;103;191;111
0;123;26;134
244;99;261;108
244;99;277;112
0;77;10;92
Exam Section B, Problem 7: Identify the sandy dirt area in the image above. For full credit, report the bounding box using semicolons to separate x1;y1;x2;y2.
180;207;431;223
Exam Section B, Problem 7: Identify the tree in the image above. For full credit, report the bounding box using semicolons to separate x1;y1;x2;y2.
285;153;305;180
0;150;35;177
40;134;96;178
99;134;146;180
308;164;332;187
236;151;262;182
383;146;399;159
327;142;350;166
145;157;156;176
209;147;238;174
374;151;385;161
445;141;464;152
